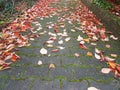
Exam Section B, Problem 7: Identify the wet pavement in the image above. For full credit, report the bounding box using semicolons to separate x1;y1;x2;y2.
0;0;120;90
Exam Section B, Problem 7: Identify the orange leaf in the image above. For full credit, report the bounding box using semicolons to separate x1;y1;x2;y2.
87;51;93;57
108;61;116;69
11;53;20;62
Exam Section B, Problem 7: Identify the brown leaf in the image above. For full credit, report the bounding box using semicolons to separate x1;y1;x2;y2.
49;63;55;69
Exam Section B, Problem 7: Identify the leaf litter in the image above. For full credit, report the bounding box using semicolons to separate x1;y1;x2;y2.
0;0;119;78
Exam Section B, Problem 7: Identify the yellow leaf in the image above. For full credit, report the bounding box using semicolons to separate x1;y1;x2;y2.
108;61;116;69
84;38;90;43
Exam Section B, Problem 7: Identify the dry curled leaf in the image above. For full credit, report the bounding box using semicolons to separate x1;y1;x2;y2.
110;35;118;40
49;63;55;69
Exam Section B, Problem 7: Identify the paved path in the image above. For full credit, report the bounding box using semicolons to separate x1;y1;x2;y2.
0;0;120;90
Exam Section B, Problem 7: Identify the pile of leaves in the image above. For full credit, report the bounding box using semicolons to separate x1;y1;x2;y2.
109;5;120;17
69;0;120;78
0;0;37;29
0;0;57;70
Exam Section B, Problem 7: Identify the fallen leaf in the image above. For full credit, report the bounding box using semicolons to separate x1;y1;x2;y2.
79;44;88;50
79;41;85;44
114;70;120;78
65;37;71;42
71;29;76;32
46;40;54;44
87;87;100;90
5;44;15;52
95;53;101;60
38;60;43;65
87;51;93;57
47;44;53;48
58;40;63;44
108;61;116;69
77;35;83;41
116;66;120;72
39;31;47;35
101;68;111;74
57;46;65;50
105;56;115;61
111;54;117;58
0;66;11;71
92;36;98;41
95;48;101;54
49;63;55;69
106;44;110;48
110;35;118;40
84;38;90;43
91;43;97;46
11;53;20;62
54;29;59;33
49;37;56;41
51;49;59;52
30;38;35;41
74;53;80;57
40;48;47;55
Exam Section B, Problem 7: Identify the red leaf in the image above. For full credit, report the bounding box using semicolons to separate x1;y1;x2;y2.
79;44;88;50
51;49;59;53
54;29;59;33
117;65;120;73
